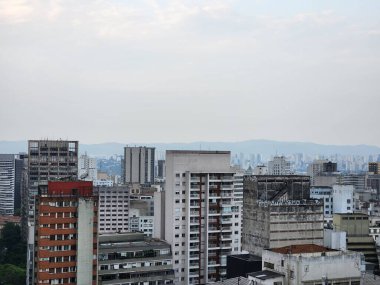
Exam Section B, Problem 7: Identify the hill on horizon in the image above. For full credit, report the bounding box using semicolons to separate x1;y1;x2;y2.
0;140;379;158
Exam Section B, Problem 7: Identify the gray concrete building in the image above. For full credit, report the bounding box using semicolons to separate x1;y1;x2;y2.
242;175;324;256
123;146;155;185
26;140;78;285
98;232;175;285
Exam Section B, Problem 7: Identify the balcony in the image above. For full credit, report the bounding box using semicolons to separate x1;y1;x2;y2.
221;235;232;241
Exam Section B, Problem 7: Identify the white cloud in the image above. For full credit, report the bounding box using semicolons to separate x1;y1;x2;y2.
0;0;34;24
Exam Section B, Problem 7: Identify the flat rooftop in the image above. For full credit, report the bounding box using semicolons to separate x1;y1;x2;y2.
270;244;336;254
228;254;261;262
209;277;250;285
249;270;284;280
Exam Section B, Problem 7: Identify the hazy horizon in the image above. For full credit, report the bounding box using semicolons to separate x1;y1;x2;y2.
1;1;379;146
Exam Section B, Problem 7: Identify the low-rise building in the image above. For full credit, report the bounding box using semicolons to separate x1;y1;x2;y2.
262;244;364;285
98;232;175;285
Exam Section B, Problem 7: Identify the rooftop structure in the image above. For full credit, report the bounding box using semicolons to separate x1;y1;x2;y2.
242;175;323;256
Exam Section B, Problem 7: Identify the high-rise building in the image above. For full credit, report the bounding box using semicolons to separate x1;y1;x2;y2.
267;156;291;175
242;175;324;256
78;153;97;181
307;160;338;186
165;150;241;284
157;159;166;179
96;186;129;234
340;174;366;192
123;146;155;185
14;153;27;214
33;181;98;285
369;162;380;174
27;140;79;219
0;154;16;215
26;140;79;285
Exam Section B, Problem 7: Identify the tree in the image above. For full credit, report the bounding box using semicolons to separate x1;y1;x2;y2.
0;223;26;267
0;264;25;285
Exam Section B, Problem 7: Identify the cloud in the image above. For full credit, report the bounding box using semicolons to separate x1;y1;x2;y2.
0;0;34;24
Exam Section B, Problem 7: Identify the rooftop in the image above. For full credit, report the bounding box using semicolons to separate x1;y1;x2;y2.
249;270;285;280
209;277;250;285
228;254;262;262
270;244;335;254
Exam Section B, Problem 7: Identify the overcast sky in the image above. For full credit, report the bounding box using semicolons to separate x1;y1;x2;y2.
1;0;379;146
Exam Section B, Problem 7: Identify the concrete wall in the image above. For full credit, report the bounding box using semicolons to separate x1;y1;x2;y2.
333;185;354;214
77;198;95;285
263;250;362;285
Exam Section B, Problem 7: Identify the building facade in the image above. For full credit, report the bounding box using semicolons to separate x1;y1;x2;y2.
267;156;291;175
262;244;363;285
332;184;354;214
242;176;324;256
98;232;175;285
96;186;129;234
165;150;241;284
33;181;97;285
78;154;97;181
26;140;79;284
333;213;379;270
123;146;155;185
0;154;16;215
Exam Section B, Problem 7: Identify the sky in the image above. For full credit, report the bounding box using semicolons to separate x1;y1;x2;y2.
0;0;379;146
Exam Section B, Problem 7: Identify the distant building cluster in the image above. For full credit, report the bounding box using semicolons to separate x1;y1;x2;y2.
1;139;380;284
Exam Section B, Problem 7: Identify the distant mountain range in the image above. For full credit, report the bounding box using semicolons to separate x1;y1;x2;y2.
1;140;379;158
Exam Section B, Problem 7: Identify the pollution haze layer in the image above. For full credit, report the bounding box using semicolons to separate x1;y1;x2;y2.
1;140;379;158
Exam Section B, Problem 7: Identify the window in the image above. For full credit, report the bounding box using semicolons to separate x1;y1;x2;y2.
264;262;274;270
347;199;351;204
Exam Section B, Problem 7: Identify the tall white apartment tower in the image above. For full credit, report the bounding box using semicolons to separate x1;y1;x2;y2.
0;154;15;215
124;146;155;185
78;153;97;181
165;151;241;285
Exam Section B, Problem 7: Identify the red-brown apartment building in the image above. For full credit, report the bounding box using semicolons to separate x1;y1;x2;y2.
34;181;98;285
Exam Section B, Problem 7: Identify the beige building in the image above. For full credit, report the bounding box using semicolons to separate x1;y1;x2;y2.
333;213;379;270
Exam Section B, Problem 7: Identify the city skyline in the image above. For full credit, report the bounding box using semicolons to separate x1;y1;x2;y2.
1;1;379;145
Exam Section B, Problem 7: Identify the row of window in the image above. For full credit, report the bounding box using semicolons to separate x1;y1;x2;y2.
39;266;76;273
39;256;76;262
40;201;78;207
99;260;171;271
99;249;170;261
